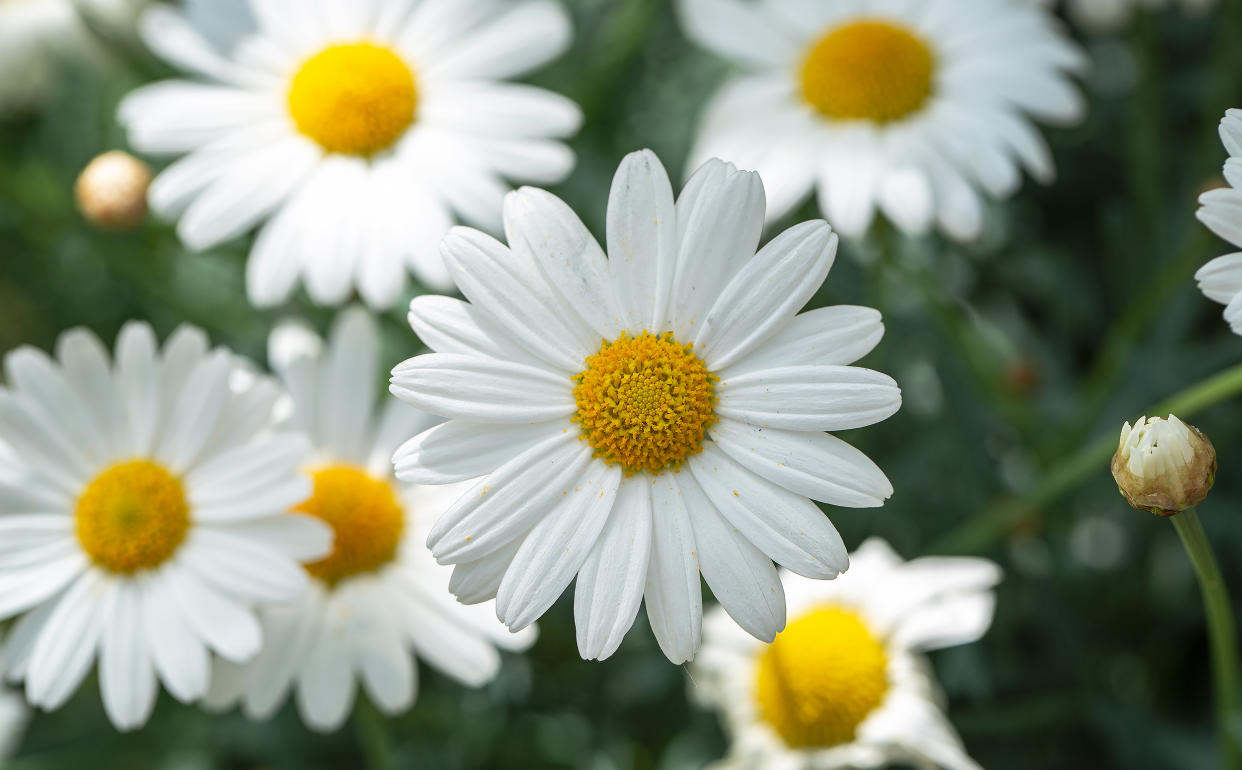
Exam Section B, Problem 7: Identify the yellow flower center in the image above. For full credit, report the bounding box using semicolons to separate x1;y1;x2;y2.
756;606;889;748
800;19;935;123
573;331;717;476
293;465;405;586
287;43;418;156
75;460;190;574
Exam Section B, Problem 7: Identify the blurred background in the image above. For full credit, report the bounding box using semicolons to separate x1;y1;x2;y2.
4;0;1242;767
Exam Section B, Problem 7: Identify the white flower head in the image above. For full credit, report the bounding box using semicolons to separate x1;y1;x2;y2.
1113;415;1216;515
677;0;1086;241
1196;109;1242;336
205;308;535;732
118;0;582;309
0;322;331;731
693;538;1000;770
391;149;901;664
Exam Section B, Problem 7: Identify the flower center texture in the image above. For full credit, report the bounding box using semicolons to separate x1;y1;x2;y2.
573;331;717;476
755;606;889;748
800;19;935;123
75;460;191;574
293;465;405;585
287;43;418;155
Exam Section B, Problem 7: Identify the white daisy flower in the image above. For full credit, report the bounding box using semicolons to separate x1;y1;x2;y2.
0;322;330;731
205;308;535;732
118;0;581;309
1196;109;1242;336
692;538;1001;770
0;0;145;112
391;149;901;664
676;0;1087;241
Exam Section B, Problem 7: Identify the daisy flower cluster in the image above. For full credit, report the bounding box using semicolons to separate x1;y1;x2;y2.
12;0;1242;766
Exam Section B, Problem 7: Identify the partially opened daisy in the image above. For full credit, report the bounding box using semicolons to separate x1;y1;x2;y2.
1196;109;1242;336
392;150;901;663
118;0;581;308
677;0;1086;241
0;322;330;730
206;308;535;732
692;538;1000;770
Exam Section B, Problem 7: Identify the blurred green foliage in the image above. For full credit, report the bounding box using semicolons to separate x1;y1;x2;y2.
5;1;1242;768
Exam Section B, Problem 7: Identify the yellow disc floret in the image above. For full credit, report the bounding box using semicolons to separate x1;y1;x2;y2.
76;460;191;574
293;465;405;586
800;19;935;123
573;331;717;476
756;606;889;748
288;43;418;155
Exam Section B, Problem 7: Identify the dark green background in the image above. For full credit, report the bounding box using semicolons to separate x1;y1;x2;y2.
4;1;1242;767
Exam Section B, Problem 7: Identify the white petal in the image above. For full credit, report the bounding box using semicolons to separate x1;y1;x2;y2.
100;583;158;731
676;0;798;69
167;568;262;662
319;307;380;463
142;573;209;703
427;432;592;563
695;221;837;370
689;442;848;579
448;540;521;605
684;474;785;643
574;477;652;660
717;365;902;431
709;418;893;508
607;149;679;332
495;461;622;632
421;0;571;81
25;571;110;711
177;531;310;603
669;160;766;337
504;187;623;340
390;353;574;423
719;306;884;378
394;419;563;484
296;630;356;732
643;474;702;664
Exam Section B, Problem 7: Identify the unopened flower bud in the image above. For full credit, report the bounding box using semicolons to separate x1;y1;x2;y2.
1112;415;1217;516
74;151;151;231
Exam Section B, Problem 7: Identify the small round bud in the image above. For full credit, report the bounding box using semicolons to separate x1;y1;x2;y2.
1112;415;1217;516
74;151;151;231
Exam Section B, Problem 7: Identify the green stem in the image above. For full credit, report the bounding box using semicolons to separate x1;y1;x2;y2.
354;697;397;770
1171;508;1241;770
930;362;1242;554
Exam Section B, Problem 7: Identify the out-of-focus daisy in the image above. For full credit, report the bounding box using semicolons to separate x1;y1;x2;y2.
392;150;900;664
0;322;329;730
206;308;534;732
677;0;1086;241
118;0;581;309
693;538;1000;770
1196;110;1242;336
0;0;145;112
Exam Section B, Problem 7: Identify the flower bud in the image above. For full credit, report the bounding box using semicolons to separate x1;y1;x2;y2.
1112;415;1217;516
74;151;151;231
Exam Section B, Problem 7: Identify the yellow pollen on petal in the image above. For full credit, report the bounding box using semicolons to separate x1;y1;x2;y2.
572;331;717;476
800;19;935;123
293;465;404;586
756;606;889;748
75;460;190;574
288;43;417;156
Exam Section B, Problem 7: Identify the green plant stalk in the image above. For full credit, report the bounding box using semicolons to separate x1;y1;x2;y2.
354;697;397;770
931;361;1242;554
1170;508;1241;770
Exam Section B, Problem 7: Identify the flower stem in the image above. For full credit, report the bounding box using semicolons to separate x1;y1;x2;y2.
354;697;397;770
930;362;1242;554
1171;507;1241;770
